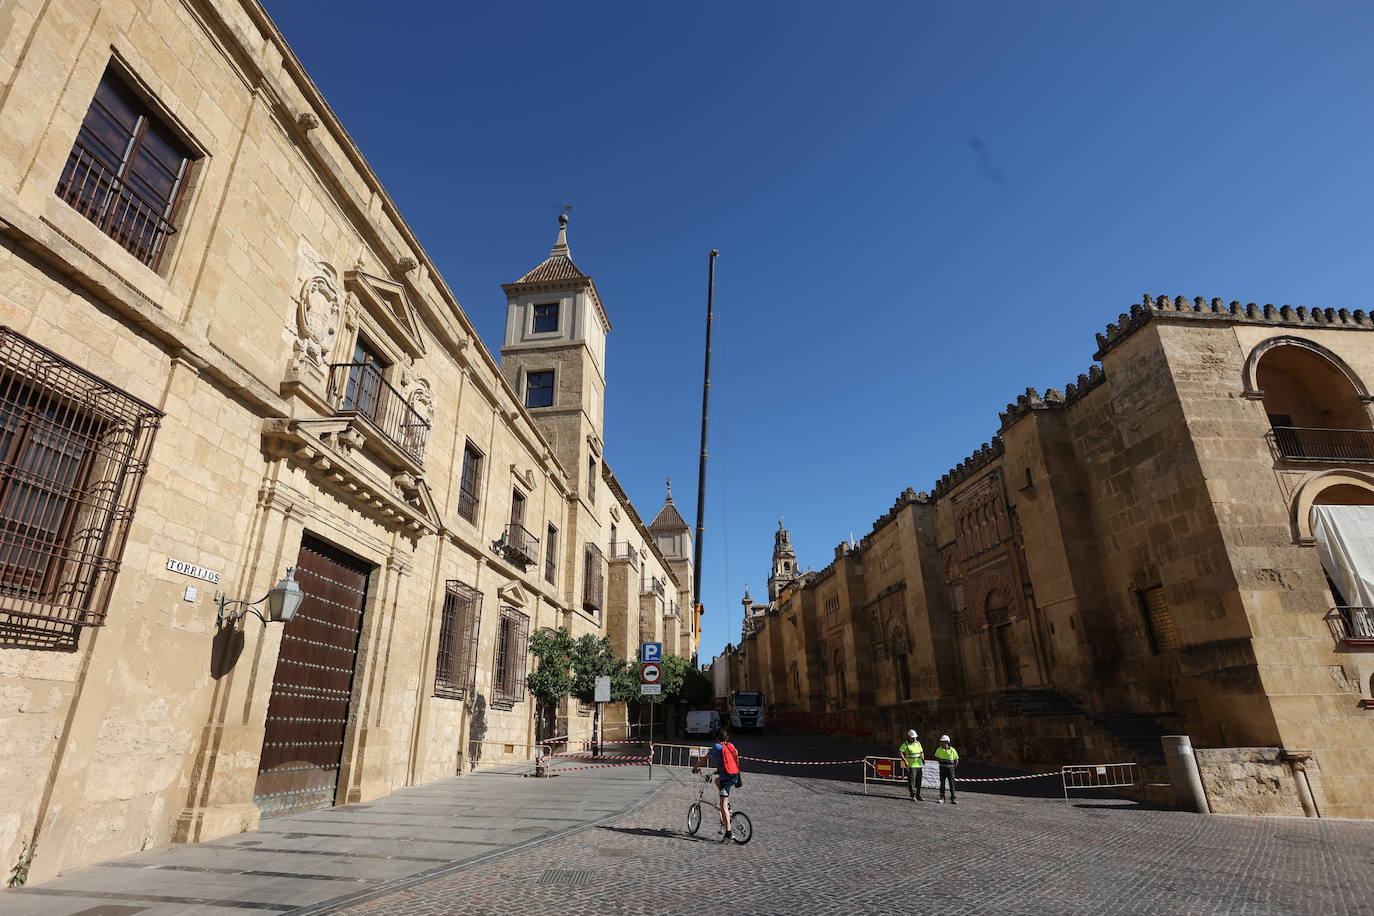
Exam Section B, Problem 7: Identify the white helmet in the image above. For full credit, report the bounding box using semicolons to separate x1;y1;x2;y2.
940;734;951;742
907;729;918;739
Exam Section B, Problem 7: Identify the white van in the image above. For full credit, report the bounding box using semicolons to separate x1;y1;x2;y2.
685;709;721;737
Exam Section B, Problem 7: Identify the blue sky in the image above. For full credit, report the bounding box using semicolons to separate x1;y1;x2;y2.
263;1;1374;662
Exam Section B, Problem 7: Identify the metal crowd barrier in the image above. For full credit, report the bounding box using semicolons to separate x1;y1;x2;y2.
1061;762;1138;800
653;742;711;769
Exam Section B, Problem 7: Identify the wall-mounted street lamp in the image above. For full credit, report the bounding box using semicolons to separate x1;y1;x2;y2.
215;567;305;626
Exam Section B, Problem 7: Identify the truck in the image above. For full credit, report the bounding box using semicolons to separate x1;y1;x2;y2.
729;690;767;731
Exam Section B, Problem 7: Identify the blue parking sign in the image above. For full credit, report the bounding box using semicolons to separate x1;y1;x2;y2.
641;642;662;663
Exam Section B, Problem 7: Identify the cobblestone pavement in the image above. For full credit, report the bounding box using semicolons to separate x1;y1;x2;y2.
335;732;1374;916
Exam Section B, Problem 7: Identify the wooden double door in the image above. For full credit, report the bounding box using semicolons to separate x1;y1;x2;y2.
253;535;370;817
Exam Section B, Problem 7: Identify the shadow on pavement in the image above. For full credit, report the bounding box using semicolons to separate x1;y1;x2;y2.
596;825;712;843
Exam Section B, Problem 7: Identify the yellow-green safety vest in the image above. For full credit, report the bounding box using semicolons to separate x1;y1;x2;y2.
935;745;959;765
898;740;923;767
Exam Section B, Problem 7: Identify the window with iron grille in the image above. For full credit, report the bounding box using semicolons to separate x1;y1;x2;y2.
545;523;558;585
583;542;605;613
1138;585;1180;653
458;441;482;523
491;606;529;706
56;68;196;270
434;580;482;699
0;328;161;633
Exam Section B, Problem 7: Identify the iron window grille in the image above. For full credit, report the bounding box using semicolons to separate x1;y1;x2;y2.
1138;585;1180;653
0;328;161;631
583;543;605;612
458;442;482;523
434;580;482;699
56;69;194;270
492;605;530;705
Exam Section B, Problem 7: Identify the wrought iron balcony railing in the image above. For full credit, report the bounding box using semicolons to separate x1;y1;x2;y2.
1326;606;1374;644
57;142;180;268
608;541;639;569
328;362;430;465
496;523;540;570
1269;426;1374;463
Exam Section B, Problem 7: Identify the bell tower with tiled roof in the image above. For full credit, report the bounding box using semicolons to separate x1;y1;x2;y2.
500;213;611;501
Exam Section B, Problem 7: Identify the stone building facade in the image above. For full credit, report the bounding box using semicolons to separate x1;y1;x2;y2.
720;295;1374;819
0;0;694;883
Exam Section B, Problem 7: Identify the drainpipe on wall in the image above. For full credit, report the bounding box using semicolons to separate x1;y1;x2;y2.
1161;735;1211;814
1279;749;1320;818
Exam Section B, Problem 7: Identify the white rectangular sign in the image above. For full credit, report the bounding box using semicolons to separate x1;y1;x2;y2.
594;676;611;703
640;684;662;695
166;557;221;584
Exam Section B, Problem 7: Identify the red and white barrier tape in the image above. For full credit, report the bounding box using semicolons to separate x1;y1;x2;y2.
949;772;1057;783
740;755;866;765
549;758;650;772
550;753;646;760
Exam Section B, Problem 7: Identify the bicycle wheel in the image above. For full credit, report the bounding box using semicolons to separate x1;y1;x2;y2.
686;803;701;835
729;811;753;844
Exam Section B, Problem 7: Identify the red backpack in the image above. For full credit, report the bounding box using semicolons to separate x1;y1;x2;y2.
719;741;740;775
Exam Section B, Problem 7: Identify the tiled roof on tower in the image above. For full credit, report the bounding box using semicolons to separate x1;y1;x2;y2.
512;212;588;283
649;478;689;531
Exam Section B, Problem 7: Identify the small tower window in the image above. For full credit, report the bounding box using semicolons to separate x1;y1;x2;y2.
525;370;554;408
532;302;560;334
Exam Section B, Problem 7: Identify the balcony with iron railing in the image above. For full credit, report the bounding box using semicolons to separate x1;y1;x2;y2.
642;574;665;597
1325;606;1374;645
57;141;179;269
1268;426;1374;463
665;599;680;619
328;362;430;466
608;541;640;569
495;523;540;571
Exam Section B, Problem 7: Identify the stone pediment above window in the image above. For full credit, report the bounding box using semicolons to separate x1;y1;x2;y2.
497;580;531;608
346;268;426;359
262;417;438;537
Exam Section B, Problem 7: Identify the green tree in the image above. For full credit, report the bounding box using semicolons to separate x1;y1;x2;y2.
569;633;620;703
526;626;574;706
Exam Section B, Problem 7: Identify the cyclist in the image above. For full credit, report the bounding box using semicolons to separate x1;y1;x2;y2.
692;727;742;841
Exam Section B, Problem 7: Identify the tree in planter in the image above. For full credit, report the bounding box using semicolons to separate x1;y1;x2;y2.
526;627;574;742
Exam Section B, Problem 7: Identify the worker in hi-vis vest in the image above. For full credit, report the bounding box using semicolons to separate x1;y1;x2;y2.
898;729;924;801
935;735;959;804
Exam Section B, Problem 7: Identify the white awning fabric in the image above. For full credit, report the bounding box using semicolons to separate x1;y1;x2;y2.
1310;504;1374;607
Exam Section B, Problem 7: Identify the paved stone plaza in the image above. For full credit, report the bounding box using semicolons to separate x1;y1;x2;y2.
5;733;1373;915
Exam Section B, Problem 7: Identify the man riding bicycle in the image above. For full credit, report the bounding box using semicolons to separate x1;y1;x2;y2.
692;728;742;841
